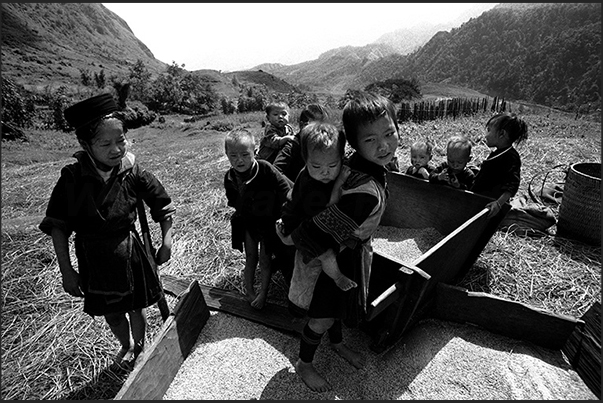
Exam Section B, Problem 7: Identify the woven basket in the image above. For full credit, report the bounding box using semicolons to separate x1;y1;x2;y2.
557;162;601;245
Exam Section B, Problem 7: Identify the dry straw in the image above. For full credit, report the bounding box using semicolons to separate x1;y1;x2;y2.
2;111;600;399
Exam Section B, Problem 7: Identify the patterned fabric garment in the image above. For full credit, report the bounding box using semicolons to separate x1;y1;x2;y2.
290;153;388;321
39;151;175;316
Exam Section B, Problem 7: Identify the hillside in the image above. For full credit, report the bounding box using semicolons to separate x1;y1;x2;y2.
1;3;167;91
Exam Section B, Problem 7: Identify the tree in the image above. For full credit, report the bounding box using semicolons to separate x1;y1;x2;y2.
129;59;152;102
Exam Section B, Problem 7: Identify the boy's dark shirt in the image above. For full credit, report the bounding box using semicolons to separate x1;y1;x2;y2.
224;159;292;251
429;161;476;190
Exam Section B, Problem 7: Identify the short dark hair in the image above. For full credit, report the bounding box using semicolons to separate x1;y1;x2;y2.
265;101;290;115
342;91;399;150
299;122;346;163
486;113;528;146
299;104;329;127
224;127;256;152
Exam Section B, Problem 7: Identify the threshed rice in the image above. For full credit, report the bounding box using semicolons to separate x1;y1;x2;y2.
371;226;445;263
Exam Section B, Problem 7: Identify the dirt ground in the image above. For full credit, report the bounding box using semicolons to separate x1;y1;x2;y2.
163;311;596;400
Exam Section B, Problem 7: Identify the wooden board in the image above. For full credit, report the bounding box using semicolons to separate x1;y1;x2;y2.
114;280;210;400
432;282;582;350
381;171;496;235
562;301;601;398
162;274;304;335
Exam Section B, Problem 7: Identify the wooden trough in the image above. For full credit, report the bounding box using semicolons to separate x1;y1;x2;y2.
115;171;595;399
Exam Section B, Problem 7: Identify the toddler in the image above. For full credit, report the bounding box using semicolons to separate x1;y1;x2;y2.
429;135;475;190
39;93;175;368
405;140;434;179
223;128;292;309
471;113;528;217
276;122;356;315
257;101;295;164
273;103;329;182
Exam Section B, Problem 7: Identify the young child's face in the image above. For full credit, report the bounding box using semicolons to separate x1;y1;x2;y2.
87;118;127;171
446;147;470;174
355;114;399;167
484;123;505;148
410;146;431;169
226;136;255;173
306;147;342;184
267;107;290;129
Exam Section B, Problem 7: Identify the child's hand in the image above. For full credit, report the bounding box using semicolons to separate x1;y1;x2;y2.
329;166;351;206
448;173;460;188
275;219;294;246
155;243;172;265
485;200;501;218
62;268;84;298
417;167;429;179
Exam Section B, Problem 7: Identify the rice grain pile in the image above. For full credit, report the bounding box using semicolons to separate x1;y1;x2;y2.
163;311;596;400
371;226;445;263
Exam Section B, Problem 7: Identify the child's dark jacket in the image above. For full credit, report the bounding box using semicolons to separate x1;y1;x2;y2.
257;123;294;164
471;146;521;199
429;162;476;190
224;159;291;251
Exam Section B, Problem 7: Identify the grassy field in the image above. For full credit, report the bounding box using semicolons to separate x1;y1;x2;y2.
1;108;601;399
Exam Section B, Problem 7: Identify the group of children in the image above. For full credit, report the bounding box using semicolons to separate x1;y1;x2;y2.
39;90;528;392
404;114;528;218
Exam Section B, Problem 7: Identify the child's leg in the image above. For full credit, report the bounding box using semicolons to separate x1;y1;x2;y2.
328;319;365;369
243;231;259;303
295;317;334;392
251;240;272;309
105;312;132;362
128;308;146;362
318;249;357;291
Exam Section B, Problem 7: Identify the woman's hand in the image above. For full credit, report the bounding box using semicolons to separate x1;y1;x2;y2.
155;243;172;265
62;268;84;297
275;219;294;246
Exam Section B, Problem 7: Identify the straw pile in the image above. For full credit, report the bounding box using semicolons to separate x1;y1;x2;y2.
163;311;596;400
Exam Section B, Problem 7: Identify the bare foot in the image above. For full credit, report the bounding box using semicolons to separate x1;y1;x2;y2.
331;342;365;369
250;293;266;310
295;358;332;392
245;290;257;304
334;275;357;291
114;345;131;364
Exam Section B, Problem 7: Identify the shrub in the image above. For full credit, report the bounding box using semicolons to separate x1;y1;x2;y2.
1;78;36;129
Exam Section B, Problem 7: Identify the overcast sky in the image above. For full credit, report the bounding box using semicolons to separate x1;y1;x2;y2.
103;3;498;72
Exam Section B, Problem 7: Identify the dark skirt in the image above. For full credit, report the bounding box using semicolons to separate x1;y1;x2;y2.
306;247;364;325
75;230;162;316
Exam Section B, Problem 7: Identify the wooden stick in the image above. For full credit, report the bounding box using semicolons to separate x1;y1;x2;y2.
136;199;170;321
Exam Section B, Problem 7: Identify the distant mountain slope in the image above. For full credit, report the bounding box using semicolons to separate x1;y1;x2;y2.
397;3;601;110
1;3;167;90
254;3;600;111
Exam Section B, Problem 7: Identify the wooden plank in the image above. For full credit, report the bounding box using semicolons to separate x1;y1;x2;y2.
115;280;210;400
162;274;304;335
364;252;432;353
415;208;490;295
381;171;495;235
432;282;582;350
562;301;601;398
